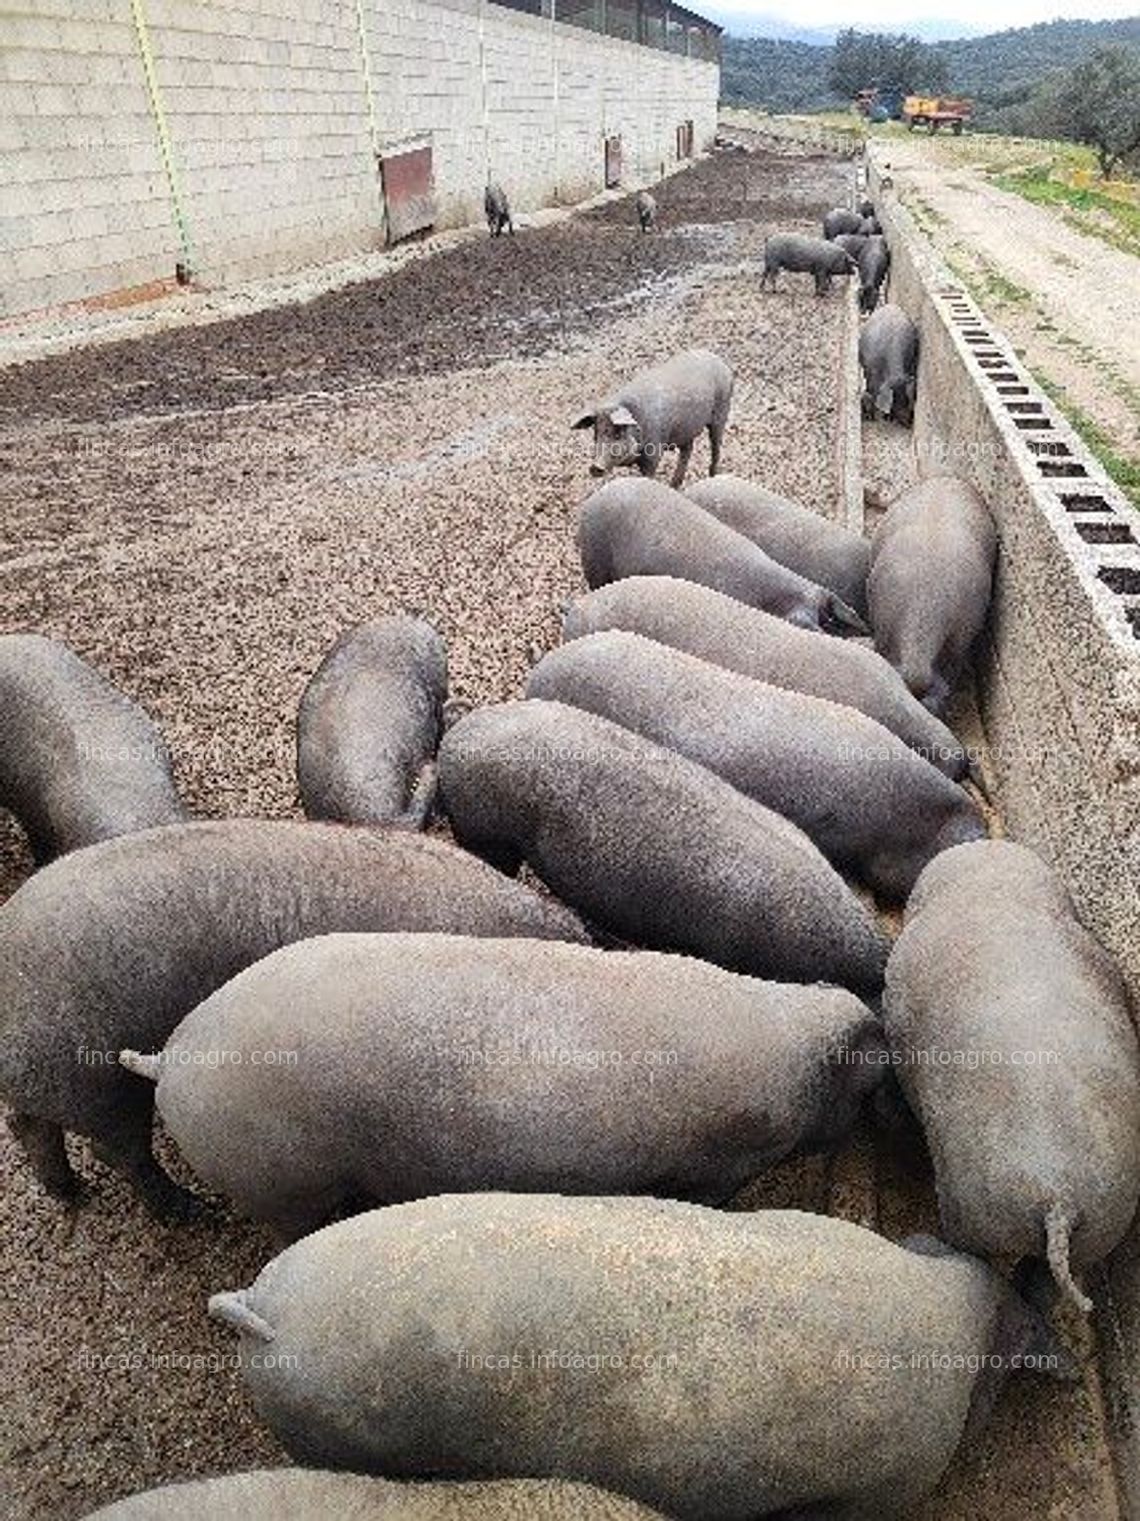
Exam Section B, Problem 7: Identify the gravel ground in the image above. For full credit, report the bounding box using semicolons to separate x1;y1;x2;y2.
0;144;1119;1520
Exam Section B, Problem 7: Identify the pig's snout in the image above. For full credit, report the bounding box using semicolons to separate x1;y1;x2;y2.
589;460;609;476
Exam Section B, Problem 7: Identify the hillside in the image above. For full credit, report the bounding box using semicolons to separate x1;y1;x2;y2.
720;36;834;111
720;14;1140;126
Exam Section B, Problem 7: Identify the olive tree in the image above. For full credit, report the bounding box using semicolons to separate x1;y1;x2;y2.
1046;45;1140;178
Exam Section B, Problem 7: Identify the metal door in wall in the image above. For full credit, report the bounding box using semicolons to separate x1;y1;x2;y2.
605;135;622;188
380;138;436;243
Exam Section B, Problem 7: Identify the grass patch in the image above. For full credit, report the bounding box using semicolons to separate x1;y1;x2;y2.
976;267;1033;308
1034;371;1140;512
992;166;1140;259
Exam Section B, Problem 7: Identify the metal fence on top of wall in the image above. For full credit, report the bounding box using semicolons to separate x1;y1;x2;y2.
492;0;721;60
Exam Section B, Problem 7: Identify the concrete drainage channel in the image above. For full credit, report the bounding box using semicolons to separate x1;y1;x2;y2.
853;144;1139;1518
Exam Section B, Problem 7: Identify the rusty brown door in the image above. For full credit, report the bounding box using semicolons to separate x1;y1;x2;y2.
380;140;436;243
605;135;622;188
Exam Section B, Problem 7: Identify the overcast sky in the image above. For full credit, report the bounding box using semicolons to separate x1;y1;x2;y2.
715;0;1138;32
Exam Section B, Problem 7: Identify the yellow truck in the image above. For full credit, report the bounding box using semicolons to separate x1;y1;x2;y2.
903;95;971;133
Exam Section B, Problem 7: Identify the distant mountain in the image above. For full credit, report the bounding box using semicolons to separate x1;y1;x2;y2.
707;11;978;43
719;14;1140;124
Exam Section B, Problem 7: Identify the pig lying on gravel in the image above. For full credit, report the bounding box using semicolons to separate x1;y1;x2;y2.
484;183;513;236
562;576;978;783
761;233;856;295
122;932;883;1237
0;633;186;863
579;478;868;634
635;190;657;232
856;235;891;313
439;699;888;992
571;348;733;487
527;632;986;899
296;617;446;829
823;206;865;238
868;476;997;714
85;1471;665;1520
686;472;871;617
885;840;1140;1313
0;821;583;1217
210;1193;1068;1520
859;304;919;426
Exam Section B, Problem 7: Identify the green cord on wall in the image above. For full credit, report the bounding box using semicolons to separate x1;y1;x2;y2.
128;0;195;278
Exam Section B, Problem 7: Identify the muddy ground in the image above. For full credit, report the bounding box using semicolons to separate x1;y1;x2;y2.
0;146;1119;1519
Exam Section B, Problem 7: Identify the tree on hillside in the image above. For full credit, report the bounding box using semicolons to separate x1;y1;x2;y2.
829;29;950;100
1039;45;1140;177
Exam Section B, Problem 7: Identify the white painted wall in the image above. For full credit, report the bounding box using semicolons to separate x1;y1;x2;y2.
0;0;719;317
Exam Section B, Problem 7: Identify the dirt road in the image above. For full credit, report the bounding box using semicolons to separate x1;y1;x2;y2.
882;133;1140;458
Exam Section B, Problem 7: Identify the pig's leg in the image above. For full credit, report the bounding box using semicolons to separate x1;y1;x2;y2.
400;762;437;830
708;422;724;476
91;1102;201;1221
8;1112;82;1200
670;441;694;488
637;447;659;478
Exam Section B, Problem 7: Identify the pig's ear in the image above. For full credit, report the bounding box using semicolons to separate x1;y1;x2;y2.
610;405;637;428
570;409;597;430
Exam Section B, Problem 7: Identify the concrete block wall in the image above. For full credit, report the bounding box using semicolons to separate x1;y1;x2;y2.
866;151;1140;1004
0;2;179;315
0;0;719;313
148;0;381;285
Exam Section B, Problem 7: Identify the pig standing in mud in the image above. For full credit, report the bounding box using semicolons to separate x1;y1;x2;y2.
885;840;1140;1313
635;190;657;232
0;633;187;863
571;349;733;487
439;698;889;993
685;473;871;617
868;475;997;714
0;820;584;1218
761;234;856;296
823;206;865;238
561;575;980;783
210;1192;1070;1520
122;931;883;1237
856;235;891;312
296;616;447;829
527;631;986;900
578;479;868;635
860;305;919;426
484;184;513;236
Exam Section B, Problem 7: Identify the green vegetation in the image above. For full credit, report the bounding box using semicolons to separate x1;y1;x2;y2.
719;16;1140;132
720;38;833;113
1017;44;1140;176
1033;373;1140;511
992;164;1140;258
828;29;948;99
969;265;1033;309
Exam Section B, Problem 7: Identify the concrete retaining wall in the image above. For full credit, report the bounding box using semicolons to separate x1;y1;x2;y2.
0;0;719;316
866;151;1139;1005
